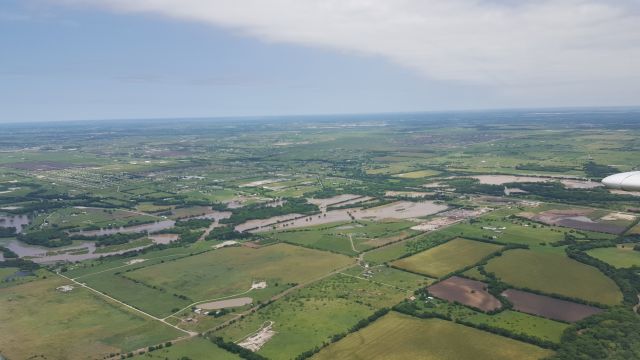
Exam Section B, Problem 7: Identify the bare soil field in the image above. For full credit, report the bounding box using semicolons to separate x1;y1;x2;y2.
502;289;603;323
428;276;502;312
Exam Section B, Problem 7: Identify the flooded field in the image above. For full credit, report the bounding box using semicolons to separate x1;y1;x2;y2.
74;219;176;236
198;297;253;310
356;201;448;220
0;214;31;234
241;201;448;233
560;179;603;189
520;209;632;235
308;194;368;209
427;276;502;312
473;175;550;185
385;191;433;198
502;289;603;322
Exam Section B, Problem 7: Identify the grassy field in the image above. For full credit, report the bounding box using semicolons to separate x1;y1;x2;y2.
270;220;417;255
123;243;353;314
217;273;410;360
485;249;622;305
130;337;239;359
392;238;502;277
363;240;409;264
0;276;182;360
587;245;640;268
313;312;554;360
341;265;434;290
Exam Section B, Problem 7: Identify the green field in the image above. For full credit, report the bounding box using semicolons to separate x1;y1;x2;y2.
0;276;182;360
131;337;239;359
313;312;554;360
363;240;410;264
218;273;410;360
122;243;353;314
341;265;434;290
485;249;622;305
587;245;640;268
270;220;417;255
392;238;503;277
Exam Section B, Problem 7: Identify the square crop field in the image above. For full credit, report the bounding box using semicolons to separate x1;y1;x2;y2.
218;273;410;360
124;243;353;311
587;245;640;269
392;238;502;277
0;276;182;360
485;249;622;305
312;312;553;360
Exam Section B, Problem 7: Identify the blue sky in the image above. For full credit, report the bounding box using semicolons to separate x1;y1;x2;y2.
1;0;639;122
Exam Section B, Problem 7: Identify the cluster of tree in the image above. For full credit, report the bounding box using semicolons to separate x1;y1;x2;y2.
550;308;640;360
221;198;318;226
295;308;390;360
205;226;254;241
0;226;17;237
0;256;39;271
209;336;268;360
515;163;576;173
583;161;619;179
515;182;638;205
69;232;143;247
175;218;214;230
17;229;72;247
0;246;18;259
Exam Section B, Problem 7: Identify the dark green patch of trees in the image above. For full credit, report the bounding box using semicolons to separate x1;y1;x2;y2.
550;308;640;360
0;226;17;237
221;198;318;226
583;161;619;179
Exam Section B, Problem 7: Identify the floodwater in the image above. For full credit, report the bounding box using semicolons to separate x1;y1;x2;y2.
74;219;176;236
240;201;448;233
473;175;550;185
4;234;171;264
0;214;31;234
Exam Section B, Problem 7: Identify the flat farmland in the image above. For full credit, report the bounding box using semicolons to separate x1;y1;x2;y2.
0;276;182;360
218;273;410;360
503;289;603;323
587;245;640;268
427;276;501;312
392;238;502;277
270;220;418;255
125;243;353;308
485;249;622;305
312;312;554;360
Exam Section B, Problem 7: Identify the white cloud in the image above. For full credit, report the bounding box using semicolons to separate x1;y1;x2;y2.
54;0;640;91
